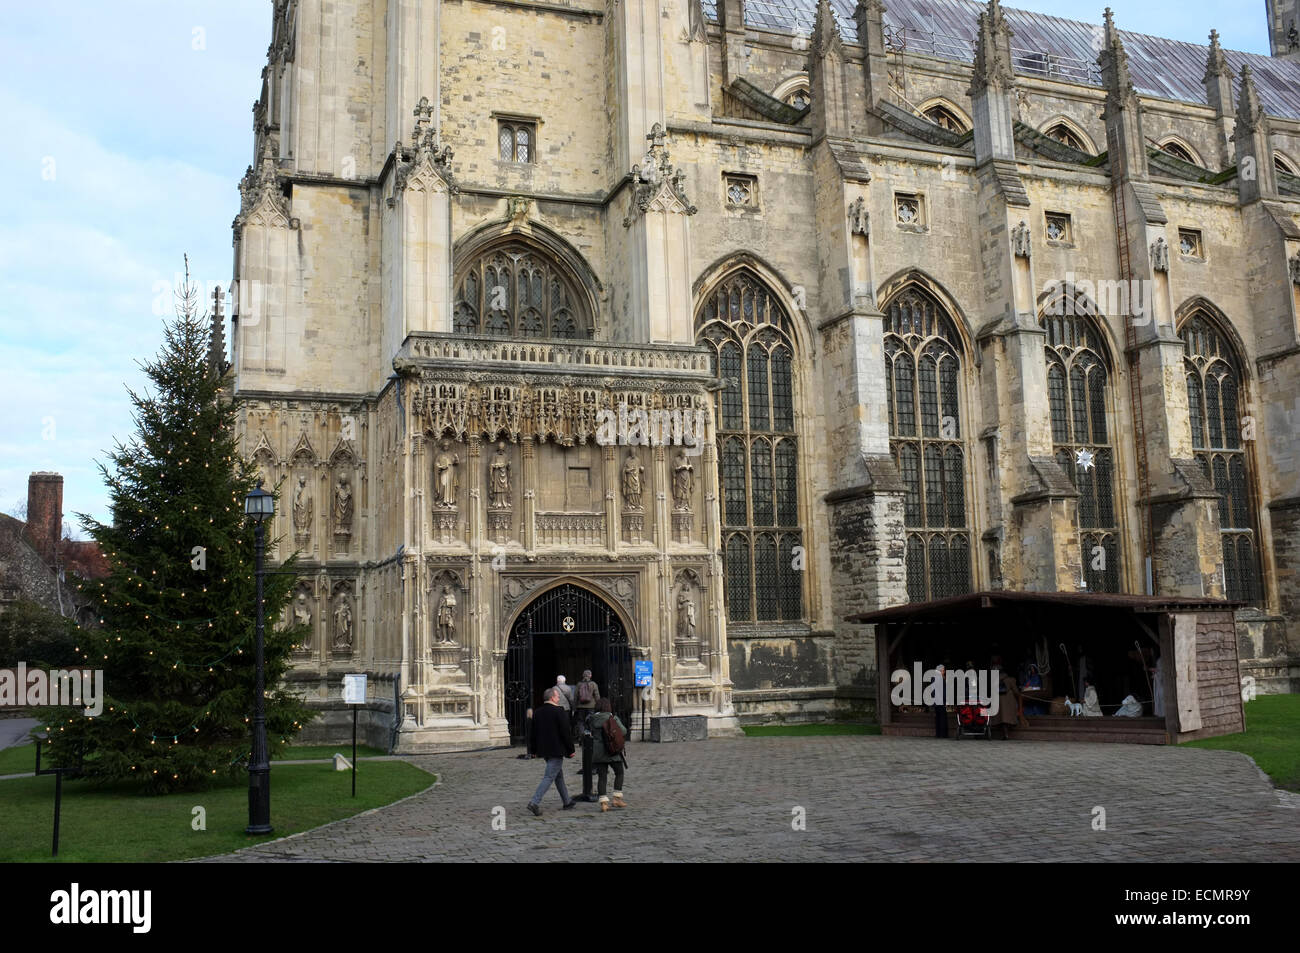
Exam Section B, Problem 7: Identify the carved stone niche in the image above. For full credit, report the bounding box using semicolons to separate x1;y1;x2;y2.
330;443;356;553
290;583;315;655
620;447;647;543
429;568;465;672
673;568;705;669
330;580;356;658
430;436;462;542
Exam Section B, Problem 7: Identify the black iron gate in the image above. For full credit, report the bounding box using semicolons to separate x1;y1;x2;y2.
504;583;633;743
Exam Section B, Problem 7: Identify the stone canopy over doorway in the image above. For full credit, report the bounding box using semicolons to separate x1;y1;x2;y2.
504;582;634;742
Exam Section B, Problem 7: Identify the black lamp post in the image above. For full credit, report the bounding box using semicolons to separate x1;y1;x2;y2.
243;480;274;834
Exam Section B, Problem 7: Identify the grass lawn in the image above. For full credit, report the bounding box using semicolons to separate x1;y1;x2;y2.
282;744;389;760
742;723;881;737
0;760;435;862
0;742;36;775
1184;695;1300;791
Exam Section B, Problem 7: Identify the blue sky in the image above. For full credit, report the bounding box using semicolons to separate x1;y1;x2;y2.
0;0;1272;531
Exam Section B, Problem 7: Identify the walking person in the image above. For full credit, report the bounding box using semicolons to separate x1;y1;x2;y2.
552;673;576;739
574;669;600;717
991;655;1021;740
933;662;949;738
527;687;576;816
588;698;628;812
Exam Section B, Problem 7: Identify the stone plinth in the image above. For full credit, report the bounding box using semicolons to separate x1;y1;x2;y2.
649;715;708;742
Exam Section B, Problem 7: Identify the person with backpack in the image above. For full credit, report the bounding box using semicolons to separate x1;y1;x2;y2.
587;698;627;812
574;669;600;719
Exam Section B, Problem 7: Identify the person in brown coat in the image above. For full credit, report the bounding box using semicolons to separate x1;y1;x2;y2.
991;655;1021;740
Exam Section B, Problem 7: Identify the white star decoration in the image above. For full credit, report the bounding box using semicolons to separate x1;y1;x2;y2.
1075;448;1096;472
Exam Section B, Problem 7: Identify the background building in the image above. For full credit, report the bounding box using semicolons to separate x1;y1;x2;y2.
226;0;1300;748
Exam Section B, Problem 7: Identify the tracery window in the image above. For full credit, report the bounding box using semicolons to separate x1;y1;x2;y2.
883;285;972;602
784;87;812;111
1180;312;1262;605
1044;122;1089;153
922;103;968;133
697;271;802;623
1042;303;1121;592
1159;140;1197;164
452;242;593;339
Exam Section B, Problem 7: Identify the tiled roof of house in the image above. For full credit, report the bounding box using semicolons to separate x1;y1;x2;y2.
703;0;1300;120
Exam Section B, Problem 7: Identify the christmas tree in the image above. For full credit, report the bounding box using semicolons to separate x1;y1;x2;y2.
46;261;314;792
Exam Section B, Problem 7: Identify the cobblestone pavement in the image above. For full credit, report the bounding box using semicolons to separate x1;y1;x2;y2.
206;736;1300;863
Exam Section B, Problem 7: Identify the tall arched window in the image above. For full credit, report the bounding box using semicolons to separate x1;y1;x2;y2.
1041;300;1121;592
1180;311;1262;605
883;284;972;602
452;241;594;339
697;271;802;623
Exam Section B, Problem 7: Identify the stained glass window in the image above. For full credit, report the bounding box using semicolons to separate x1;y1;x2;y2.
1041;299;1122;592
699;271;803;622
453;242;593;338
885;285;971;601
1180;311;1261;605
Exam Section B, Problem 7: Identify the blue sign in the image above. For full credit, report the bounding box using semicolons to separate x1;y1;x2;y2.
634;660;654;687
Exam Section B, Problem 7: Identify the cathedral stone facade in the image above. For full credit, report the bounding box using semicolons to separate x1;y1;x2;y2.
227;0;1300;749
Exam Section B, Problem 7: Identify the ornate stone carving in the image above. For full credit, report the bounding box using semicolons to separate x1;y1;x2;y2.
848;197;870;236
677;588;698;640
488;441;512;510
536;513;604;546
1012;220;1031;258
292;475;313;538
1150;236;1170;272
236;140;292;229
332;585;354;655
433;439;460;509
435;586;458;644
623;123;698;227
333;473;354;536
507;195;531;222
671;450;694;511
1289;253;1300;286
292;588;313;652
621;449;645;510
392;96;455;199
501;574;637;621
686;0;708;42
415;376;710;448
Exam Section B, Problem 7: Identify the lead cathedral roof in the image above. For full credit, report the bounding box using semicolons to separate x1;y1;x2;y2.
702;0;1300;121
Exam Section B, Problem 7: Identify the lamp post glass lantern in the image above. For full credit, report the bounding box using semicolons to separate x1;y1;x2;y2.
244;480;274;834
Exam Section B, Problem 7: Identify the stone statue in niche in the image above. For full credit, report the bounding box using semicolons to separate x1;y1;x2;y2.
1012;220;1031;258
672;450;694;511
433;439;460;509
333;474;353;536
489;441;511;510
677;588;697;641
292;475;313;536
621;450;645;510
436;586;457;644
1150;237;1170;272
848;196;870;236
293;591;312;650
333;595;353;652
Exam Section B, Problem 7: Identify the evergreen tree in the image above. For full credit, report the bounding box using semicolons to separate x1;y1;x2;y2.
46;262;314;792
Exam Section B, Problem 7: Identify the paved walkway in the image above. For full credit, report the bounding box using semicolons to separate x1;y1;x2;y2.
0;718;37;751
205;735;1300;862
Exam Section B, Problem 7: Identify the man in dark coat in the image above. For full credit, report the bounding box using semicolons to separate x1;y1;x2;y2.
527;686;576;816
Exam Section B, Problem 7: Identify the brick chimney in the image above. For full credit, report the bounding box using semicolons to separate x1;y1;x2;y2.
26;472;63;569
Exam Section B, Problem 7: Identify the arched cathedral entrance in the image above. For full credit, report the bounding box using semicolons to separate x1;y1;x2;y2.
504;583;633;743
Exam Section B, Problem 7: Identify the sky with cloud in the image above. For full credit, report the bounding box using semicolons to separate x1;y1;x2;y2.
0;0;1272;531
